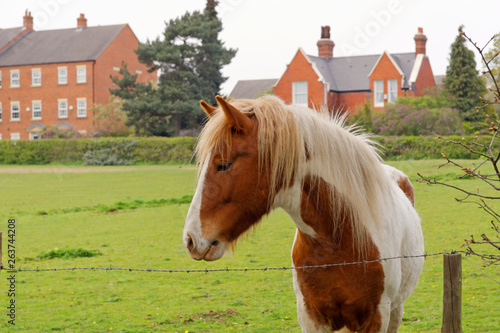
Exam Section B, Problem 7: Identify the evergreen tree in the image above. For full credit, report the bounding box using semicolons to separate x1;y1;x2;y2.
111;0;236;136
484;33;500;87
444;26;487;123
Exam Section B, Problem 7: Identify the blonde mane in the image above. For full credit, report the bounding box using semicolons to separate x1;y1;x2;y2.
196;95;391;251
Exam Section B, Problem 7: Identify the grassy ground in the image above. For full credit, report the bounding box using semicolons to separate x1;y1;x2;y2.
0;161;498;332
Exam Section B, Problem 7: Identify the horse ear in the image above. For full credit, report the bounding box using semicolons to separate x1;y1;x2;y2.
200;100;217;117
215;96;252;132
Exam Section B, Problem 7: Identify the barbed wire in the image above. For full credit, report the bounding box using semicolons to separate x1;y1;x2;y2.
4;251;468;274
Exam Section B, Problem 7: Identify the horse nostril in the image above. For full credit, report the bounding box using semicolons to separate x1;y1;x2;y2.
186;235;194;252
211;240;219;247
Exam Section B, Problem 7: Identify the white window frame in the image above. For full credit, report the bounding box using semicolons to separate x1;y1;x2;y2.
10;133;20;141
58;99;68;119
32;100;42;120
292;81;308;106
32;68;42;86
76;65;86;84
58;67;68;85
10;70;20;88
11;101;20;121
388;79;398;103
374;80;384;107
76;98;87;118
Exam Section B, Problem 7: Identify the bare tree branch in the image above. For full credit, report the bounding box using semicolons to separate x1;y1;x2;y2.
421;30;500;266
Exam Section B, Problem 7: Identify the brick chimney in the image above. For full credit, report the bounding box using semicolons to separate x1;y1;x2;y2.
414;27;427;55
23;10;34;31
317;26;334;60
77;14;87;29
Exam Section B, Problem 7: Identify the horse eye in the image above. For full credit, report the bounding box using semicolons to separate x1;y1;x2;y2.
217;162;232;172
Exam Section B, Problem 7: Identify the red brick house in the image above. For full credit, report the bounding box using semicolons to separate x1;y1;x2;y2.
0;11;156;140
273;26;436;113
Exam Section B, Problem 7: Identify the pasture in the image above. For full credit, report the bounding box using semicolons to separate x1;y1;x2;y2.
0;161;498;332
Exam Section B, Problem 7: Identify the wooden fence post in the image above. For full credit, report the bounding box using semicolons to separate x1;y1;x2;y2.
441;252;463;333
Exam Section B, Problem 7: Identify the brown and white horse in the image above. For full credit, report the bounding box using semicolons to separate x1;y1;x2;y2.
183;95;424;332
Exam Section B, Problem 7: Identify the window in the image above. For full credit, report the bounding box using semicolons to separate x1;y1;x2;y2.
0;70;2;88
77;98;87;117
58;67;68;85
32;69;41;86
76;66;86;83
58;99;68;118
292;81;308;106
10;133;20;141
388;79;398;103
32;101;42;120
374;80;384;107
11;102;20;121
10;70;20;87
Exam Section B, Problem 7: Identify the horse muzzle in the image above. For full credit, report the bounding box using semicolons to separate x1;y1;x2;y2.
184;233;226;261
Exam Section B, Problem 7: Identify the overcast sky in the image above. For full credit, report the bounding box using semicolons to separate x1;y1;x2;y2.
1;0;498;95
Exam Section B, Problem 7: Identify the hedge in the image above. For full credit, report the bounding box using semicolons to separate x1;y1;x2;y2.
375;135;500;161
0;137;197;165
0;135;497;165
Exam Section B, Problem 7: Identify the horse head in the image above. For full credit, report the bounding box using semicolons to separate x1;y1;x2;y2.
183;96;272;261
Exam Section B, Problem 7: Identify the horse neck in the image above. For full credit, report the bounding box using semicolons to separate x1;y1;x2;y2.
273;160;351;242
272;107;388;250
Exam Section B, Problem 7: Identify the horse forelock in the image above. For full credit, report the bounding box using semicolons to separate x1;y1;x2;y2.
196;96;300;198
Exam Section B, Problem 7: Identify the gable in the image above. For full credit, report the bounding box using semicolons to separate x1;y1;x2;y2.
368;51;403;78
275;48;324;90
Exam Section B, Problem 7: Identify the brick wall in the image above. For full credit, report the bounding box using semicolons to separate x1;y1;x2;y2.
0;25;157;140
94;25;156;106
0;61;94;140
413;56;435;96
332;91;371;114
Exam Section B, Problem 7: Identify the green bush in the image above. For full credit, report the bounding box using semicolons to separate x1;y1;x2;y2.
82;139;137;166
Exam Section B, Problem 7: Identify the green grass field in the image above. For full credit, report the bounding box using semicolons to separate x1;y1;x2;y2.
0;161;498;332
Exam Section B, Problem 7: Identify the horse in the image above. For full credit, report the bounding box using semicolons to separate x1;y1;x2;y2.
183;95;424;332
